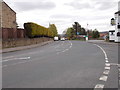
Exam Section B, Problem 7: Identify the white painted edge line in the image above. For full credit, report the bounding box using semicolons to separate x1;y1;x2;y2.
99;75;108;82
103;70;110;75
93;44;109;89
105;63;111;67
105;67;110;70
105;60;109;63
94;84;104;89
94;44;108;61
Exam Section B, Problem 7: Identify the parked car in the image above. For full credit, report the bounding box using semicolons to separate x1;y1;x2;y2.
60;37;65;41
54;37;59;41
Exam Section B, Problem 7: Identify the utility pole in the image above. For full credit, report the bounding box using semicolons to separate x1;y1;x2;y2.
74;22;78;39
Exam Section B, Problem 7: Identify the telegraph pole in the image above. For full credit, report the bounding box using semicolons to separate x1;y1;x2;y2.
74;22;78;39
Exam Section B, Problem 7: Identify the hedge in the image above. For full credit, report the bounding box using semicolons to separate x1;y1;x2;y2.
24;22;58;38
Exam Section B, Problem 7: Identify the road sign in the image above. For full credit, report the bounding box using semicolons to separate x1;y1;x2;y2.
77;32;80;35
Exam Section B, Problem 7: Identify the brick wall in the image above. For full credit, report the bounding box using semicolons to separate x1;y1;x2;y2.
2;38;53;48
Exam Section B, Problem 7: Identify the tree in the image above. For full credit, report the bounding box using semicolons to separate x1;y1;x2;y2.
92;29;100;39
48;24;58;37
81;27;86;35
66;27;75;39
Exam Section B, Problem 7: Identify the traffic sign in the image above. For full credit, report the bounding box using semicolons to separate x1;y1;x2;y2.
77;32;80;35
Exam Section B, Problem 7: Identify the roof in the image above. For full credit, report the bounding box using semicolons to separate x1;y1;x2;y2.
2;1;16;14
115;10;120;14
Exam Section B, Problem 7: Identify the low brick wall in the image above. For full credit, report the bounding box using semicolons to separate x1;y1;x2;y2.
2;37;53;48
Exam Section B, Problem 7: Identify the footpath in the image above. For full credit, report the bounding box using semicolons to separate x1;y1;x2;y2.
2;40;53;53
87;40;119;45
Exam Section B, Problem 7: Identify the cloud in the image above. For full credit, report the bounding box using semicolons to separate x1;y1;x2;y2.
50;14;75;19
65;1;93;10
95;1;117;10
13;1;56;11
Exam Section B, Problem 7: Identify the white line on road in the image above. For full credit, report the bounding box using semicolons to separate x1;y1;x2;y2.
94;44;108;61
99;75;108;81
105;60;109;63
105;67;110;70
105;63;111;67
103;70;110;75
94;84;104;89
57;41;72;54
1;57;31;62
93;44;109;90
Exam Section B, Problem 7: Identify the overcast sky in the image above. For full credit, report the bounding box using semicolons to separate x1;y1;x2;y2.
4;0;119;34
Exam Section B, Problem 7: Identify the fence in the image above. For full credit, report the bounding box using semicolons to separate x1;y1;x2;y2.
2;28;26;40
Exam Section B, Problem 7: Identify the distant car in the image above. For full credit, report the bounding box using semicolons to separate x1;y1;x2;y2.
54;37;59;41
60;37;65;41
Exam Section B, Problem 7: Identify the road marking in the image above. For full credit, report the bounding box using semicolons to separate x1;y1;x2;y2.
99;75;108;81
103;70;110;75
57;41;72;54
105;60;109;63
105;63;110;67
94;44;108;61
93;44;109;90
105;67;110;70
1;57;31;62
94;84;104;89
18;57;31;60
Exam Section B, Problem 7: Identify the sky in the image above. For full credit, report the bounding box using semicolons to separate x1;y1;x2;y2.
4;0;119;34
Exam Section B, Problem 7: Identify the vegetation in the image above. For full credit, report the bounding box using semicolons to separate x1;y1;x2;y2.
66;27;75;39
65;23;100;40
92;29;100;39
24;22;58;38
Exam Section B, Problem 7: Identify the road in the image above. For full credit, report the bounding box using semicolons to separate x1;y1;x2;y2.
2;40;118;89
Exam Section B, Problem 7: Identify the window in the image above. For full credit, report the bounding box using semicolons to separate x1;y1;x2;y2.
117;32;120;37
111;32;114;35
118;25;120;29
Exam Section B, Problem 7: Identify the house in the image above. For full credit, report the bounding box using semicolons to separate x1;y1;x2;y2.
109;30;115;42
114;1;120;42
99;31;108;39
0;1;17;29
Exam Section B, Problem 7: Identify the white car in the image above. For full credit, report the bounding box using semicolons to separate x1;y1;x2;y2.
60;37;65;41
54;37;59;41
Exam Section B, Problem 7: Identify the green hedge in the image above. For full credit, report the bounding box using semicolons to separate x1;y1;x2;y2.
24;22;58;38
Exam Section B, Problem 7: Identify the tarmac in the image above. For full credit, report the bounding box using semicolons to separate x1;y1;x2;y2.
1;40;119;53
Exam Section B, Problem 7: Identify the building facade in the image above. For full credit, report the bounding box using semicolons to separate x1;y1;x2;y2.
1;1;17;29
114;1;120;42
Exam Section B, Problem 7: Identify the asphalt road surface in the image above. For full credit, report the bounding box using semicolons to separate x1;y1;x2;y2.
2;40;118;89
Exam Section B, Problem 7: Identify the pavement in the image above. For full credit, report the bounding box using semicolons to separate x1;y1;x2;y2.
2;40;118;89
87;40;119;45
2;40;53;53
